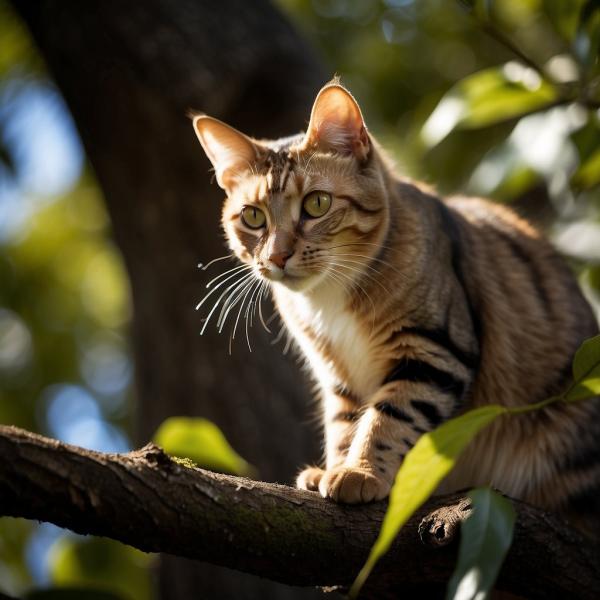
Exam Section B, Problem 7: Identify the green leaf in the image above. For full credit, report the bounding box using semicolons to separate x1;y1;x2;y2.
584;265;600;295
543;0;586;42
0;518;34;593
48;537;153;600
351;334;600;597
566;334;600;402
457;67;557;127
570;117;600;190
572;148;600;190
567;378;600;402
350;405;507;597
446;487;516;600
152;416;253;476
573;333;600;380
421;65;558;146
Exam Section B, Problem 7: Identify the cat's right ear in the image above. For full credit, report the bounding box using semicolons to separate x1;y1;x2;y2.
193;116;262;191
301;83;370;162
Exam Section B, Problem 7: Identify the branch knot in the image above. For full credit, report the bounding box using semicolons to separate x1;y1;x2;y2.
130;442;172;468
418;497;472;548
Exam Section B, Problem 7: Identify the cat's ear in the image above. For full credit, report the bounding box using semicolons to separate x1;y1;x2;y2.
193;116;263;191
301;83;369;162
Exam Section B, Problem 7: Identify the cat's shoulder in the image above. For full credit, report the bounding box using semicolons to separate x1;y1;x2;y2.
444;194;542;243
394;175;544;245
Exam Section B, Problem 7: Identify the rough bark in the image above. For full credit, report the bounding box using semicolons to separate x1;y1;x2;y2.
10;1;327;598
2;425;600;600
10;0;325;481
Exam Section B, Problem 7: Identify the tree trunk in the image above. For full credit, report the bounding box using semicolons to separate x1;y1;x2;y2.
11;1;327;597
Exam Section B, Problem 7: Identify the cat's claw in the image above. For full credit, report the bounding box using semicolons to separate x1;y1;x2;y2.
296;466;324;492
318;466;391;504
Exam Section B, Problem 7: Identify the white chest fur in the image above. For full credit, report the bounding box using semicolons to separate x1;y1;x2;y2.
273;284;380;400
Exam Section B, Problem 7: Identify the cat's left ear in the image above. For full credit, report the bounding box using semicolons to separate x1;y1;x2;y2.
301;83;369;162
193;115;263;191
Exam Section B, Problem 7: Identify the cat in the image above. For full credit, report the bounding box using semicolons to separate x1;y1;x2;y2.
192;80;600;532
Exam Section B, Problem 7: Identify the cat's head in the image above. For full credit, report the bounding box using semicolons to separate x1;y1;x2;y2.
192;82;390;294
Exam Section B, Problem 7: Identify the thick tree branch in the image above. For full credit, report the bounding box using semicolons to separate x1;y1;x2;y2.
1;424;599;599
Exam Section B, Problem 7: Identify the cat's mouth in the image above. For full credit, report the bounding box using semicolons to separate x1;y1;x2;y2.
259;265;322;290
260;268;303;282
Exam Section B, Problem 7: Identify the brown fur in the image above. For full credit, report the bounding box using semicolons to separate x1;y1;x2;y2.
193;82;600;535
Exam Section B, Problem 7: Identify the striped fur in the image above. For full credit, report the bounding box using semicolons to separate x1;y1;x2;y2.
194;83;600;535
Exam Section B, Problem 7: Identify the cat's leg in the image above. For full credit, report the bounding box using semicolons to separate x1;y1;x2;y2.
319;372;469;503
296;388;361;492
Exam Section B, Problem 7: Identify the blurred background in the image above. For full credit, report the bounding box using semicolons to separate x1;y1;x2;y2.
0;0;598;598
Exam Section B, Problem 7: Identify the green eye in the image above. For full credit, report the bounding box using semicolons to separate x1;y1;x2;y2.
241;206;266;229
303;191;332;218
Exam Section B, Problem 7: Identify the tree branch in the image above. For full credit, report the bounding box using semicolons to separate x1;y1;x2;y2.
1;425;599;598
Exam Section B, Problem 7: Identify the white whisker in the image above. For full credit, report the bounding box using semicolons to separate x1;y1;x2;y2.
257;282;272;333
271;322;287;346
283;330;293;355
330;256;385;278
330;262;377;305
206;263;250;289
198;253;234;271
226;278;258;353
218;275;255;333
330;252;406;278
252;281;264;327
217;273;256;330
250;280;265;329
328;241;398;252
334;261;391;296
244;280;263;351
196;265;252;311
328;258;391;297
326;264;377;334
231;277;259;343
200;273;254;335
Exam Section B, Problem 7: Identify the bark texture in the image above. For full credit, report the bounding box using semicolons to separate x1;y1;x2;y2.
10;1;327;598
2;425;600;600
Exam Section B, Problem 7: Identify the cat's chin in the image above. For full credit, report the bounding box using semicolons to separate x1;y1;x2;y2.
268;270;325;293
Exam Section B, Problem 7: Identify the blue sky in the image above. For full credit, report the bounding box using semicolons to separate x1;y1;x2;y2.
0;77;83;241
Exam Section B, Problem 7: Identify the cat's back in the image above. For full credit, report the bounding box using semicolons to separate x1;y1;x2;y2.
443;195;597;408
436;195;600;514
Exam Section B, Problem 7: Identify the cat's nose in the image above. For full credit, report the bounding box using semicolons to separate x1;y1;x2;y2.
269;250;294;269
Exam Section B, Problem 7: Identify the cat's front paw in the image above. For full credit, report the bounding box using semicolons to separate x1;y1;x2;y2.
318;466;391;504
296;466;325;492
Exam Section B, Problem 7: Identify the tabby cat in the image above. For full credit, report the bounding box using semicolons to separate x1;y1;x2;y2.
192;81;600;531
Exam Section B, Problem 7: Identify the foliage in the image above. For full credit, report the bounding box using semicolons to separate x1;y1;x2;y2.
153;416;254;476
568;330;600;399
0;519;34;595
47;538;153;600
351;333;600;598
350;406;505;595
279;0;600;286
446;488;516;600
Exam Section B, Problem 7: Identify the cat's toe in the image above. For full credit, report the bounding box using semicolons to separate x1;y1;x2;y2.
319;466;390;504
296;466;324;491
